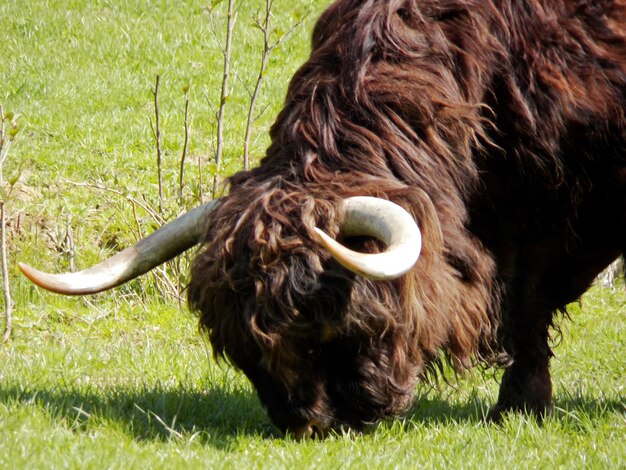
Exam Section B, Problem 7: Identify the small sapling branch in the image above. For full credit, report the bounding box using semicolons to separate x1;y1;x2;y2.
1;201;11;344
179;84;190;203
0;106;18;344
64;215;75;273
243;0;302;171
150;74;164;215
212;0;237;198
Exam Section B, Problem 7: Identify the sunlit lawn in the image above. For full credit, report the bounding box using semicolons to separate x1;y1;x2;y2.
1;0;624;468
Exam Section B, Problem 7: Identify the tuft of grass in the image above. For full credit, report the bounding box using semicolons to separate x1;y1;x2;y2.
0;0;625;467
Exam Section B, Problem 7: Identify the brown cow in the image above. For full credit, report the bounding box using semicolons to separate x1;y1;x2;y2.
20;0;626;437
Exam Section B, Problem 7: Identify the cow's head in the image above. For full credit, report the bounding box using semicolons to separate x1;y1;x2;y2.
19;186;425;437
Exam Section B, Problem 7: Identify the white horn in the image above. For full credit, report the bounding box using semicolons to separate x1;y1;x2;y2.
18;200;217;295
313;196;421;280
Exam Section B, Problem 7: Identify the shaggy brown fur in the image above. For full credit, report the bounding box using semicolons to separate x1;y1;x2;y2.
188;0;626;434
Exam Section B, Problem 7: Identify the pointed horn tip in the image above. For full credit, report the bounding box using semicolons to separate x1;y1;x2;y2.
18;261;37;282
19;262;98;295
18;262;65;294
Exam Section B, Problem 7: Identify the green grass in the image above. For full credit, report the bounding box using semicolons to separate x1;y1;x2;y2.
1;0;625;468
1;287;625;468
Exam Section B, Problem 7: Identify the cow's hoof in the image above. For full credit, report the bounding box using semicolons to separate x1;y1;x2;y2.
486;401;552;423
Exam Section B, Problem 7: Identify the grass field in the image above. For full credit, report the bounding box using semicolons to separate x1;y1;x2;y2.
1;0;625;468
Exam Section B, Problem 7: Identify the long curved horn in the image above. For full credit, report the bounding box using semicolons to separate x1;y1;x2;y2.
18;200;218;295
313;196;421;280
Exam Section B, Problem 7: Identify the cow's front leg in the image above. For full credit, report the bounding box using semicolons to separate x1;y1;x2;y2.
488;317;553;421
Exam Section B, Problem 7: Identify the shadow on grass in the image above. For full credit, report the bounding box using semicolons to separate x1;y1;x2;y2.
0;383;278;447
404;394;492;426
402;393;625;428
551;395;626;421
1;383;623;444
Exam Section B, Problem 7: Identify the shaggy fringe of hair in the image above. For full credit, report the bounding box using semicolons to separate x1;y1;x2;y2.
189;0;626;417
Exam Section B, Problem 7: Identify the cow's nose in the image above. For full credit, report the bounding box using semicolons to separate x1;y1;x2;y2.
292;423;314;439
291;421;328;439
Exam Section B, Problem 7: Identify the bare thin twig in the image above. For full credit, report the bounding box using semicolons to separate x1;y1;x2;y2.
179;85;190;203
212;0;237;198
150;74;164;215
243;0;302;170
0;105;14;344
243;1;272;171
129;198;143;240
64;215;75;272
154;265;182;302
1;202;12;344
198;155;204;205
0;106;15;186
